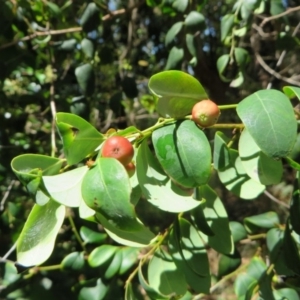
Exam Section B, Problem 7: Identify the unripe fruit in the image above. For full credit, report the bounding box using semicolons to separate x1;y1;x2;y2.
192;99;220;127
101;136;134;166
125;162;136;177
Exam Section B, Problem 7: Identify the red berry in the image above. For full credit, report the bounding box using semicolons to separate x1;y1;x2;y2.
101;136;134;166
192;100;220;127
125;162;136;177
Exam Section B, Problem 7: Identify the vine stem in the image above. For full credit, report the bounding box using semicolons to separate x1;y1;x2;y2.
67;213;87;252
218;104;238;110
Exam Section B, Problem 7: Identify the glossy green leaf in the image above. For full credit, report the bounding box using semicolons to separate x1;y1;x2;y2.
229;221;247;243
172;0;188;12
136;139;201;213
218;149;265;199
80;2;100;32
75;63;95;96
184;11;205;32
165;46;184;70
185;34;197;66
96;212;155;247
191;200;214;236
79;197;95;219
81;38;94;59
283;220;300;275
61;251;85;271
80;226;107;244
244;211;279;234
266;228;294;276
213;131;230;170
216;54;231;82
149;70;207;118
152;120;211;188
148;249;187;296
218;251;241;278
239;128;283;185
104;249;122;279
11;154;63;197
165;22;183;46
118;247;139;275
79;278;109;300
17;200;65;266
273;288;300;300
290;172;300;234
229;71;244;88
237;90;297;159
234;273;257;299
200;185;234;254
221;14;235;41
169;218;210;294
138;261;169;299
56;112;104;165
88;245;118;268
82;158;140;230
43;166;88;207
247;257;267;281
234;47;249;69
283;86;300;100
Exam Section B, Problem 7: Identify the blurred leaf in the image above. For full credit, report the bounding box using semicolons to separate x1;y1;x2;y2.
149;70;207;118
61;251;85;271
234;273;257;299
229;221;247;243
56;112;104;165
283;86;300;100
80;2;100;32
172;0;188;12
43;166;88;207
239;128;283;185
244;212;279;234
81;38;94;59
88;245;118;268
75;63;95;96
165;46;184;70
118;247;139;275
46;1;61;15
152;120;211;188
165;22;183;47
291;172;300;234
17;200;65;267
234;48;249;69
221;14;235;41
184;11;205;32
185;34;197;61
55;39;77;51
237;90;297;159
136;139;201;213
80;226;107;244
218;250;241;278
213;131;230;170
79;278;109;300
104;249;122;279
270;0;285;15
273;288;300;300
148;249;187;296
216;54;232;82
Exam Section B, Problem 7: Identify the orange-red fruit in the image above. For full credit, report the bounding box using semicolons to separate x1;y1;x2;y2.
125;162;136;178
192;99;220;127
101;136;134;166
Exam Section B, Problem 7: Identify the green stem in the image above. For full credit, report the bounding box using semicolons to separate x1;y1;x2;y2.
218;104;238;110
284;156;300;171
68;214;87;252
211;123;244;129
38;264;62;271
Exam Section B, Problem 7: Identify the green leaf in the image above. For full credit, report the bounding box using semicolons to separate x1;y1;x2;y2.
79;278;109;300
218;149;265;200
80;226;107;244
218;251;241;278
283;86;300;100
82;158;139;230
267;228;294;276
136;139;201;213
200;185;234;254
165;22;183;47
152;120;211;188
80;2;100;32
216;54;231;82
75;63;95;96
184;11;205;32
88;245;118;268
43;166;88;207
234;273;257;299
46;1;61;15
244;212;279;234
221;14;235;42
104;249;122;279
172;0;188;12
239;128;283;185
191;200;214;236
165;46;184;70
148;249;187;296
234;47;249;69
213;131;230;170
290;172;300;235
229;221;247;243
169;218;210;294
81;38;94;59
138;261;169;299
237;90;297;159
96;212;155;247
61;251;85;271
270;0;285;16
273;288;300;300
185;34;197;65
55;39;77;51
149;70;207;118
56;112;104;165
118;247;139;275
17;200;65;266
79;197;95;219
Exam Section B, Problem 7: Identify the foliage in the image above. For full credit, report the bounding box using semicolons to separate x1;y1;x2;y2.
1;0;300;299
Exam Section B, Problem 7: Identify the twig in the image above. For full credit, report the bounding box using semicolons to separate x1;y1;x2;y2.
0;180;16;211
260;6;300;27
0;242;17;262
264;190;289;208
